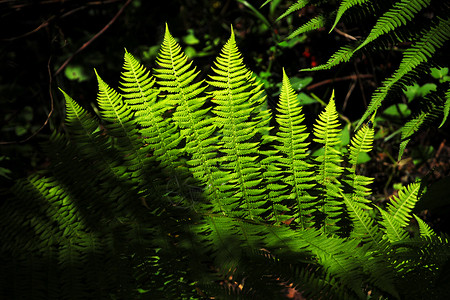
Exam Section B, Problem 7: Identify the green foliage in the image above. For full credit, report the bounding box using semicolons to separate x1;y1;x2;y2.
275;0;450;159
1;26;449;299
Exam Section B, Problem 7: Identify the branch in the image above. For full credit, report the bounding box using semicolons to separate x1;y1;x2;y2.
54;0;133;76
306;74;373;91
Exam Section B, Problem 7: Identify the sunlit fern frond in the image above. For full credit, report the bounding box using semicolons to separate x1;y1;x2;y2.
95;71;146;180
343;122;374;209
312;92;344;233
386;182;421;228
413;214;435;237
153;25;228;213
274;69;315;228
207;27;270;219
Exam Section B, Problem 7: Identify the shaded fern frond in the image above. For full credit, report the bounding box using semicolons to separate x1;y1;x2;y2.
441;87;450;127
276;0;310;22
287;14;326;39
358;16;450;128
330;0;372;32
355;0;432;52
302;44;359;72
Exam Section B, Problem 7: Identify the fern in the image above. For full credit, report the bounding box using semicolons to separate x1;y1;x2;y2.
207;26;270;219
1;26;449;299
312;91;344;234
287;14;327;39
275;0;450;158
273;69;315;227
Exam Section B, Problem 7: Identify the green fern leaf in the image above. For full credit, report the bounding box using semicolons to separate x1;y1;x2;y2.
378;207;409;243
342;192;381;246
274;69;315;228
287;14;326;39
357;16;450;128
413;214;435;237
154;26;230;213
302;44;359;72
120;49;184;171
276;0;310;22
386;182;421;228
312;91;344;233
95;71;146;179
440;86;450;128
343;122;374;209
355;0;432;52
398;111;427;160
330;0;371;32
207;27;270;219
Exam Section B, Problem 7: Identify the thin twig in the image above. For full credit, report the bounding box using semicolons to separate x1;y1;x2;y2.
353;60;367;107
0;57;54;145
342;79;356;111
306;74;373;91
55;0;133;76
1;16;55;41
333;27;358;41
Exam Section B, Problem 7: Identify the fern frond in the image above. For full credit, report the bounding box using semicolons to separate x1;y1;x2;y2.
378;207;409;243
343;122;374;209
207;27;270;219
342;192;382;246
154;25;230;213
355;0;432;52
95;71;146;179
302;44;359;72
439;86;450;128
377;182;422;243
276;0;310;22
154;24;209;137
120;49;183;172
60;90;127;183
386;182;421;228
358;16;450;128
398;88;445;159
275;69;315;228
413;214;435;237
312;92;344;233
287;14;326;39
347;122;374;167
330;0;372;32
